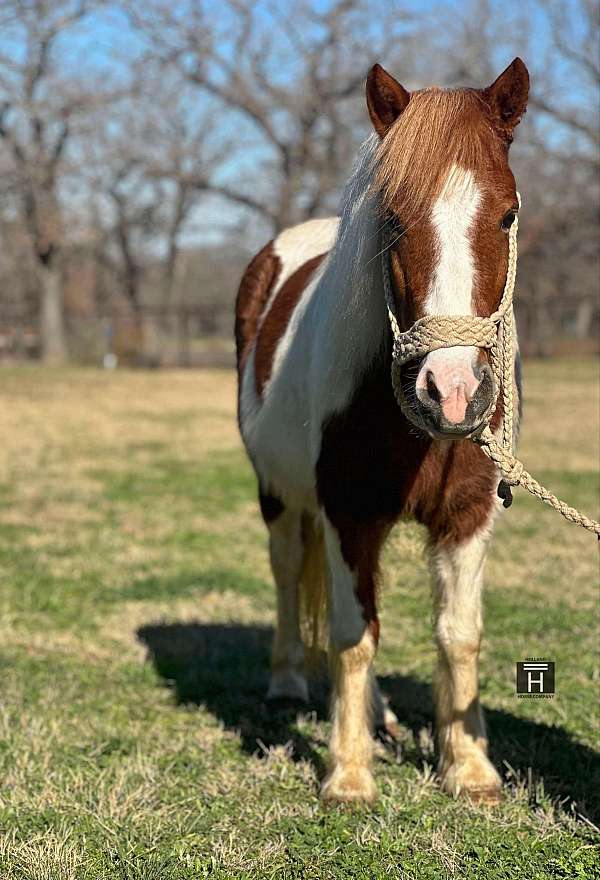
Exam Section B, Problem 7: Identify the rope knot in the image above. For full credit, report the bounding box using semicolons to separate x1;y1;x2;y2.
502;458;523;486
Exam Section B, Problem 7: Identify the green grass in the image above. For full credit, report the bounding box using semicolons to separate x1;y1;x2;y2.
0;362;598;879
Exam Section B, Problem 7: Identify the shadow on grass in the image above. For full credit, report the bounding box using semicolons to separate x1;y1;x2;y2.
138;621;600;823
378;672;600;824
137;622;330;777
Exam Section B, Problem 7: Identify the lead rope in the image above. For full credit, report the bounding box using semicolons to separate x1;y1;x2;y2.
382;199;600;536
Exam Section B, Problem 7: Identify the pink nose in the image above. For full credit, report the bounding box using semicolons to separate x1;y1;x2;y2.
439;382;471;422
422;365;481;425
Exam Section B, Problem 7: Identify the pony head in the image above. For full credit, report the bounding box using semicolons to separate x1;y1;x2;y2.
367;59;529;438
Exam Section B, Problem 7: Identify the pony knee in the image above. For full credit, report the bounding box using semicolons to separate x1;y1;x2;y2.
436;635;481;666
435;609;482;664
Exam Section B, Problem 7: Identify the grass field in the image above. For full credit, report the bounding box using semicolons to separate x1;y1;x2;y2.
0;360;598;879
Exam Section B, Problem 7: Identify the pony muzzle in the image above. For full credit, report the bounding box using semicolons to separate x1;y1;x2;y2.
415;349;495;437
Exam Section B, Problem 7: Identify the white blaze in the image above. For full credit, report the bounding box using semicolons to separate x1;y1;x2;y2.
426;165;480;318
418;165;482;422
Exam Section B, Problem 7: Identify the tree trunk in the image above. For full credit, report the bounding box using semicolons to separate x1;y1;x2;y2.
574;298;594;339
176;308;190;368
532;287;555;358
39;261;67;364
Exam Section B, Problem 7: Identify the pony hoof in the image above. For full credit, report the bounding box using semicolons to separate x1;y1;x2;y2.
462;785;504;806
321;766;378;804
440;754;502;804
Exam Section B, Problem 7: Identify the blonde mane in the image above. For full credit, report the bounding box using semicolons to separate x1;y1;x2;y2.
373;88;500;218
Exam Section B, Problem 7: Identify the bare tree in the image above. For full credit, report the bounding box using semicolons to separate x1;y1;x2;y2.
0;0;126;362
74;63;238;363
132;75;226;314
528;0;599;154
82;72;218;301
130;0;417;235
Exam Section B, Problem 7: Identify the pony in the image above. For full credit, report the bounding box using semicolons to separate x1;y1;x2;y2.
235;58;529;803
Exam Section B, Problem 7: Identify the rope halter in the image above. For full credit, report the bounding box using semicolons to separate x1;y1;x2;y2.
381;197;600;536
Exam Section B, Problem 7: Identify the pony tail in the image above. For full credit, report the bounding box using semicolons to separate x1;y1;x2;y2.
299;513;329;670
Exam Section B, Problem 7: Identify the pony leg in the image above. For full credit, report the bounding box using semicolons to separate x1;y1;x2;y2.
430;528;502;802
320;519;378;803
263;497;309;704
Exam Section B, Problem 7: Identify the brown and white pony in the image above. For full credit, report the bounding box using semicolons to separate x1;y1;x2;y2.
235;58;529;803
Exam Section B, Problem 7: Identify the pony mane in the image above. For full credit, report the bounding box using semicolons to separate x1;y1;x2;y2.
305;134;389;402
325;133;383;310
373;88;500;218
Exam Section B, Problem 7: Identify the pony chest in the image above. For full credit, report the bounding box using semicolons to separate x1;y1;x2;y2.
316;377;496;536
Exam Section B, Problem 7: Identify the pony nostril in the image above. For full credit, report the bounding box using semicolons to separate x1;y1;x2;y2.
426;371;441;404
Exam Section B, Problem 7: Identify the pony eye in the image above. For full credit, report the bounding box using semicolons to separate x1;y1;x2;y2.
501;210;517;231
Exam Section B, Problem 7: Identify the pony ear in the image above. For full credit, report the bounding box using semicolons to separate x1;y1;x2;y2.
483;57;529;142
366;64;411;138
